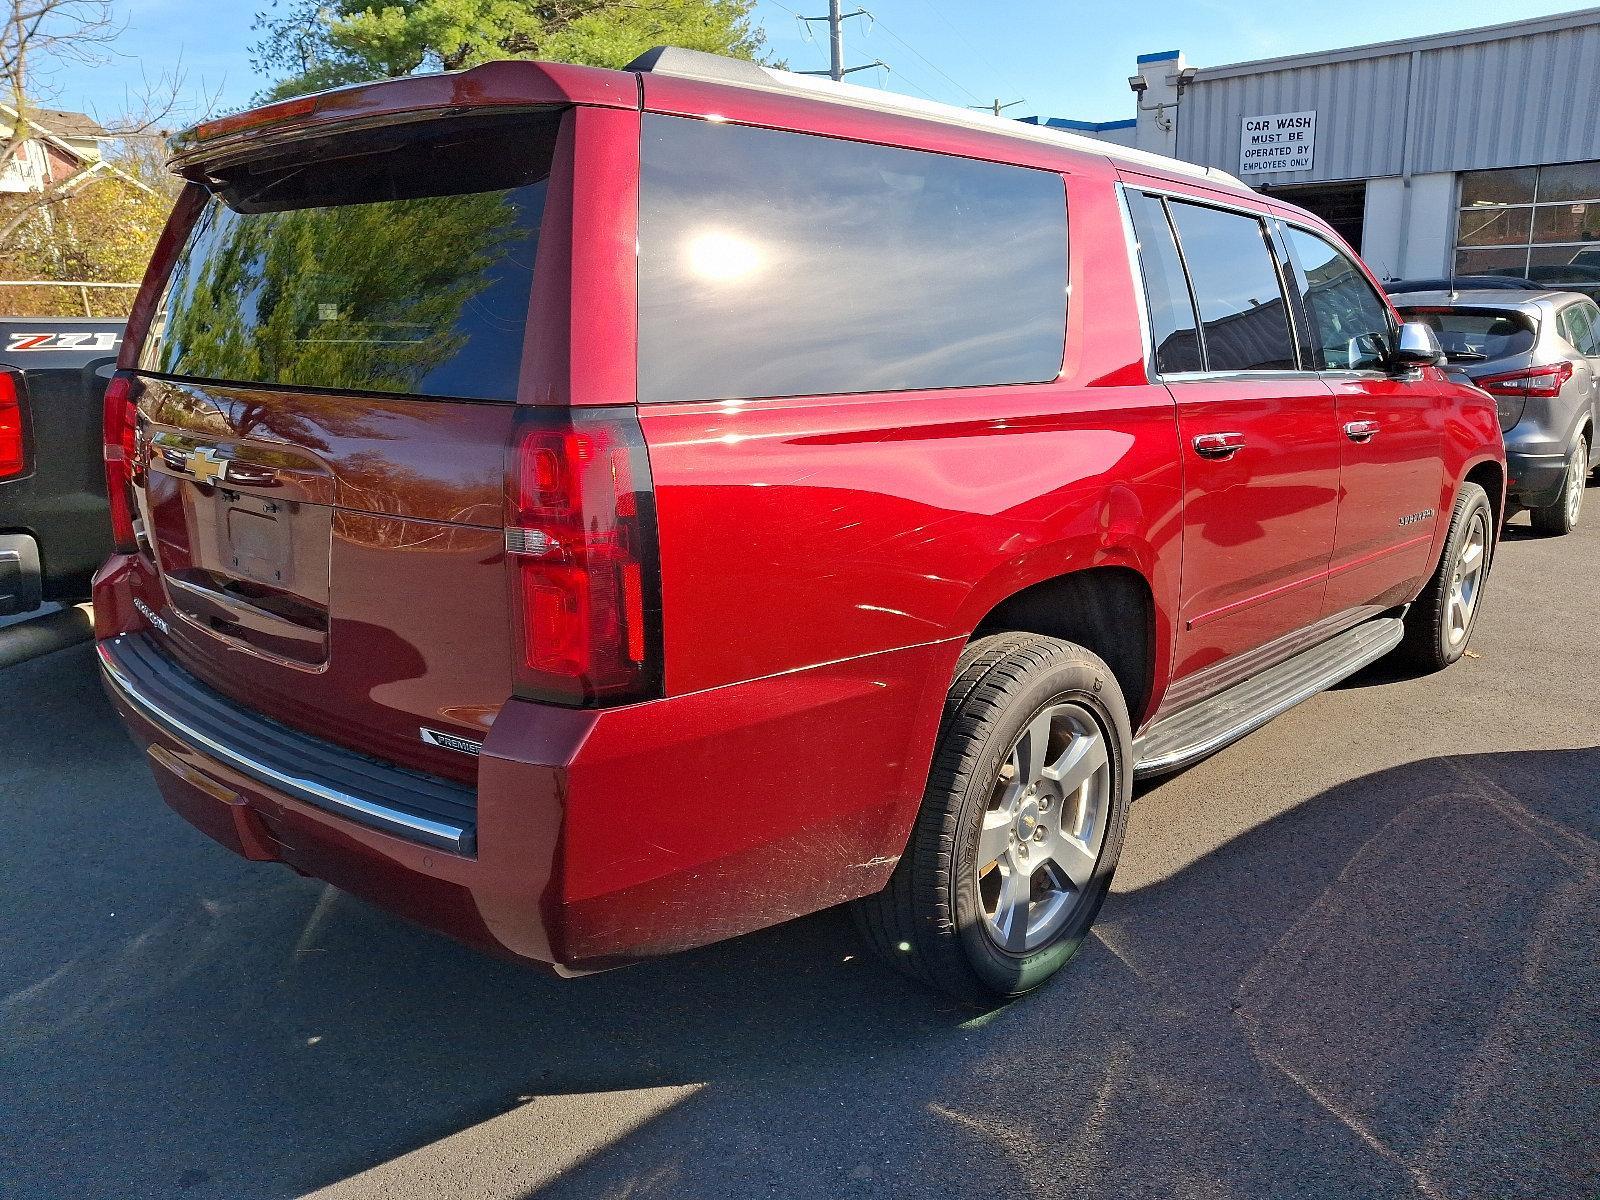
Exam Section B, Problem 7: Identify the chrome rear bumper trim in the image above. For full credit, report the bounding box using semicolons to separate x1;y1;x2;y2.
98;637;475;855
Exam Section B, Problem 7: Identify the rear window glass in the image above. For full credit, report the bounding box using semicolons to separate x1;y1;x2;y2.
141;115;556;402
637;115;1067;403
1400;310;1535;361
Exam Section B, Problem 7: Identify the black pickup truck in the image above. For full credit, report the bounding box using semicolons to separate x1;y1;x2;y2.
1;317;125;614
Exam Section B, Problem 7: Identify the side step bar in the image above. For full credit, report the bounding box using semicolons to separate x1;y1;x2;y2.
1133;615;1406;778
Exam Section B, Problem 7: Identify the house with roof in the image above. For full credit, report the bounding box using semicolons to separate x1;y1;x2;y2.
1;104;115;194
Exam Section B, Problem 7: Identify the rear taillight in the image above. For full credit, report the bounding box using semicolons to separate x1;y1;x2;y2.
101;373;141;551
505;407;662;707
0;372;23;479
1477;361;1573;398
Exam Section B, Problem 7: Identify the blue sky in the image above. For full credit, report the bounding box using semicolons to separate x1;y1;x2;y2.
34;0;1589;129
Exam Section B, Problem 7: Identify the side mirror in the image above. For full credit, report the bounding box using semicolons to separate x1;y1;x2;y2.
1389;321;1446;369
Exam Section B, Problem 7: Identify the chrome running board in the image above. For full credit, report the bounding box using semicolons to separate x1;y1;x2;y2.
1133;615;1406;778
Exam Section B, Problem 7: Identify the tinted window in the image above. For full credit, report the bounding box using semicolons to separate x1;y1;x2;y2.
637;115;1067;403
1401;310;1535;362
1459;168;1537;207
1580;302;1600;354
1560;303;1598;355
1126;191;1201;373
1285;226;1393;370
143;116;554;401
1167;201;1297;372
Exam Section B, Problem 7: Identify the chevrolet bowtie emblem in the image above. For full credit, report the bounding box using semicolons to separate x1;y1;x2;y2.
186;447;230;485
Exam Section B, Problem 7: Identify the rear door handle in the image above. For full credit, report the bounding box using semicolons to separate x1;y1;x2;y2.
1343;420;1380;443
1192;432;1245;459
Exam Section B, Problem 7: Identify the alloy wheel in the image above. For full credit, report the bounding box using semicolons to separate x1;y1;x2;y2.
1566;440;1586;528
1446;511;1489;648
976;702;1112;954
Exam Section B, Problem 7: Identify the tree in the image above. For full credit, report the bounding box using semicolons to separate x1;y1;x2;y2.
251;0;773;102
1;1;190;252
1;171;170;312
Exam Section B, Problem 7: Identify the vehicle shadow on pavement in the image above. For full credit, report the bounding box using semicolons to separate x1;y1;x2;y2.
2;644;1596;1200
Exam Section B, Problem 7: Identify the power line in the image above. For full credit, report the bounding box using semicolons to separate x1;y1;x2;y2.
915;0;1031;102
865;14;984;105
968;98;1026;117
759;1;955;107
795;1;883;82
877;62;941;102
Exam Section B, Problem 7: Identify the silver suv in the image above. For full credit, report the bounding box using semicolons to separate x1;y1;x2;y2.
1398;290;1599;535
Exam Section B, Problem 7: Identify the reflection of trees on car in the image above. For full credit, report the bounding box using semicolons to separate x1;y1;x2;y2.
155;186;536;398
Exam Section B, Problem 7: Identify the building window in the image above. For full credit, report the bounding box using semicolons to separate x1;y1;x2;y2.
1454;161;1600;297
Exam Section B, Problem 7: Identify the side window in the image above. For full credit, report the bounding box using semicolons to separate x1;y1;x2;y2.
1557;306;1582;349
1166;201;1298;372
637;115;1069;403
1125;190;1202;372
1559;303;1597;355
1581;303;1600;355
1284;227;1394;371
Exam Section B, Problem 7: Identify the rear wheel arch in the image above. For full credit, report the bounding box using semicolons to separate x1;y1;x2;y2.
970;565;1157;729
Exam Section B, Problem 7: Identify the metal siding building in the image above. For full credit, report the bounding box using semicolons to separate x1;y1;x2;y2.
1175;13;1600;182
1066;10;1600;285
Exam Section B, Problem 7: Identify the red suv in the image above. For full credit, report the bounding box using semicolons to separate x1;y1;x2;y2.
95;49;1504;1003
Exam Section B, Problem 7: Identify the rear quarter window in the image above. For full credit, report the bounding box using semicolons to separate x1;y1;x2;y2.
141;114;557;402
637;115;1068;403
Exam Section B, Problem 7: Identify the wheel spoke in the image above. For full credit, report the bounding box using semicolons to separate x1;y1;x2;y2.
995;860;1033;951
977;809;1012;868
1016;711;1054;783
1046;832;1099;890
1460;540;1483;570
1042;732;1109;797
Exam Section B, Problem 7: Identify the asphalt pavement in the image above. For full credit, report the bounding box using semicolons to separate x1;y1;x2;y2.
2;492;1596;1200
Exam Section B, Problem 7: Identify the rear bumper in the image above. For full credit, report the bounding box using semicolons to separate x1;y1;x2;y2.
1506;449;1569;508
0;532;42;615
96;558;953;973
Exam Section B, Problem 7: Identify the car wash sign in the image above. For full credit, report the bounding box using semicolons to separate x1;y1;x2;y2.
1239;110;1316;175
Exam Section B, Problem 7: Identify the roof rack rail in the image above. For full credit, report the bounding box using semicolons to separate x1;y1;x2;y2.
625;45;1246;189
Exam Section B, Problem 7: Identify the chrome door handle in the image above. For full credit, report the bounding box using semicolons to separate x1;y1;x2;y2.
1344;420;1380;443
1192;432;1245;459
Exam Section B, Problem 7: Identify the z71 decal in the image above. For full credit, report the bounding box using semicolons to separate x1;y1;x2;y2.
5;331;122;352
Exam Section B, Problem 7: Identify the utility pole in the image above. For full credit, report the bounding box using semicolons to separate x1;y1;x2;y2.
798;2;882;81
827;0;845;81
971;98;1026;118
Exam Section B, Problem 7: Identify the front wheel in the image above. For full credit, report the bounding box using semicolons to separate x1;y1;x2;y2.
1399;481;1494;672
1529;435;1587;536
852;633;1131;1005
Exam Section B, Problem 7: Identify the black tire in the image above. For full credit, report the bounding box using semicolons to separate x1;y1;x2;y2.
1529;434;1587;536
1399;481;1494;672
852;633;1131;1006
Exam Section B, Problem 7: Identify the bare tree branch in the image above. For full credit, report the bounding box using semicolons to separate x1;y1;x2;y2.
0;0;211;253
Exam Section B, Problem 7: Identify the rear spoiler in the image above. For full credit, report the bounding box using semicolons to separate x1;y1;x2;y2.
167;60;637;176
